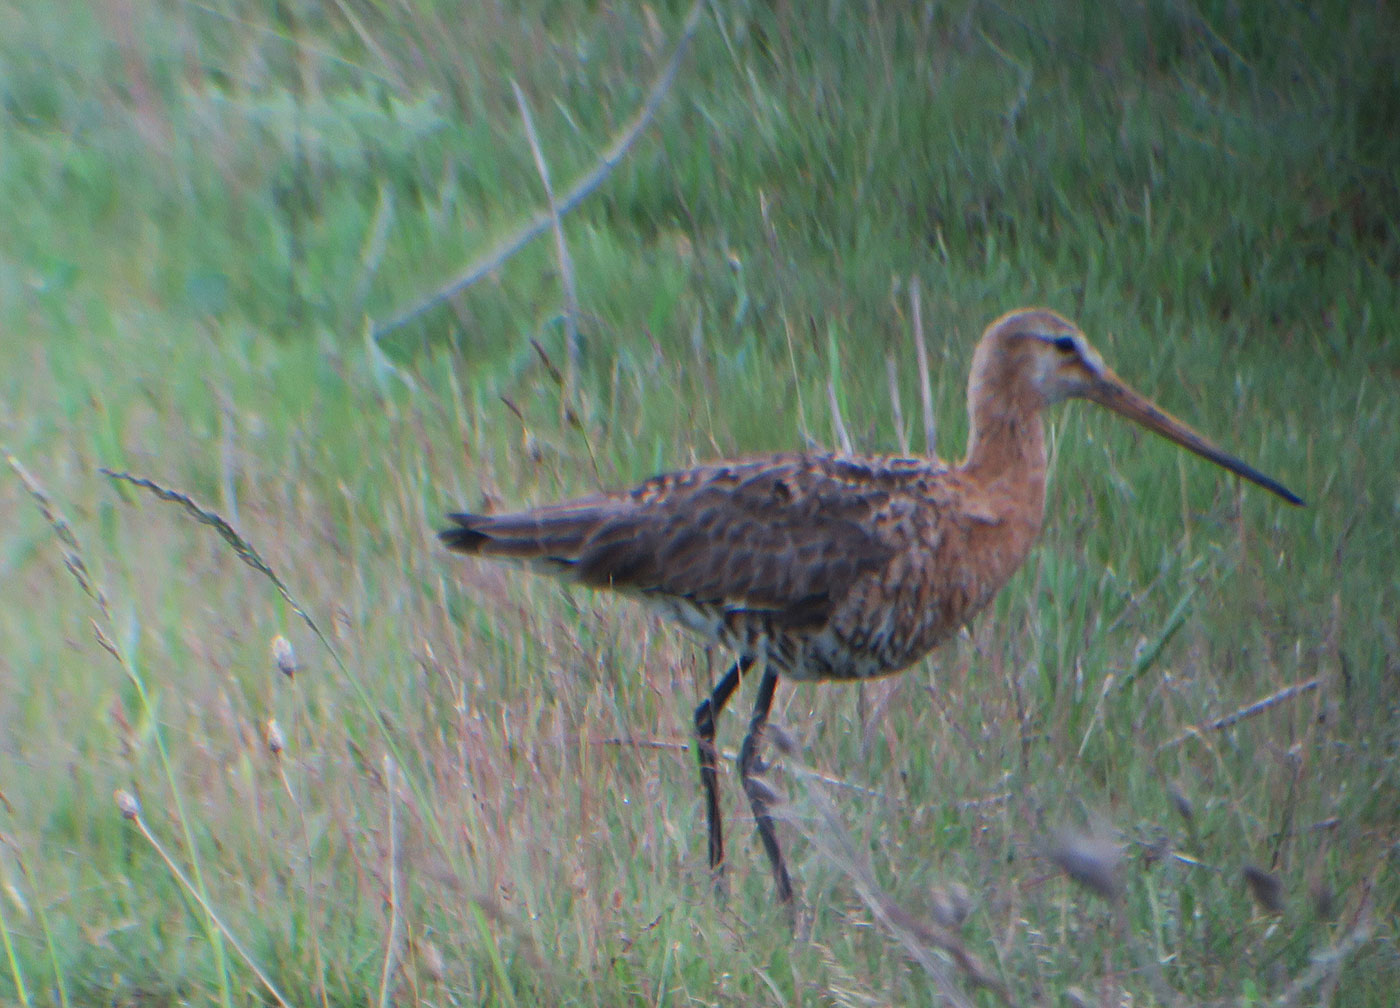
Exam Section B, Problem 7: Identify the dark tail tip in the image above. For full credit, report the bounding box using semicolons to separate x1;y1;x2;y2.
439;513;490;553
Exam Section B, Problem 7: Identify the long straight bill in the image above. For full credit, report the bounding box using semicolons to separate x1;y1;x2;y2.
1087;372;1304;506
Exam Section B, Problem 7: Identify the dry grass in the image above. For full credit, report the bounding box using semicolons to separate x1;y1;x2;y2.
5;313;1391;1003
2;1;1397;1004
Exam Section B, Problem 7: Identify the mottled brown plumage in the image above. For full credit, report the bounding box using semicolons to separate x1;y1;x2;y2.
441;308;1302;904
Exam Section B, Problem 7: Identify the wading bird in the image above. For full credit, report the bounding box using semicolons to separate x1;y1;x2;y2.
441;308;1302;904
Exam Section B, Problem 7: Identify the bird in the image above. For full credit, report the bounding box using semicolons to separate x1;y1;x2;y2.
440;307;1302;905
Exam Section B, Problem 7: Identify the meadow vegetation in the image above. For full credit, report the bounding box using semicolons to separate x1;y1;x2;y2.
1;1;1397;1004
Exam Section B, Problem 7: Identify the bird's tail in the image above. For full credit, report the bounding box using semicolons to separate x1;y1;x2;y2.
440;501;612;569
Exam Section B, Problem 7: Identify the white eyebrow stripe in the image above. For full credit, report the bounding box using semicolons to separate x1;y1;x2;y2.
1041;330;1105;374
1078;338;1105;372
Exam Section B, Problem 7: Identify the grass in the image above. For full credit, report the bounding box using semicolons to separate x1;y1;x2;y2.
2;0;1398;1003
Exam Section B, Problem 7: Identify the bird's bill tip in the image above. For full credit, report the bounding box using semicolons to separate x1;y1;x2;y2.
1087;373;1305;507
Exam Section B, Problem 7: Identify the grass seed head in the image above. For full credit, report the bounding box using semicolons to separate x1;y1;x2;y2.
1243;864;1285;914
271;635;297;678
928;881;973;929
114;789;141;820
1169;782;1194;822
1310;877;1337;921
1063;986;1090;1008
1142;831;1171;868
265;718;285;756
420;937;446;982
1049;827;1124;902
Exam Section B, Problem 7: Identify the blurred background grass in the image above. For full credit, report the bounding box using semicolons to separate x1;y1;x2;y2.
1;1;1397;1004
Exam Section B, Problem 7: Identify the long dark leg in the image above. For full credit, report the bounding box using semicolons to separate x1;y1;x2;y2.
738;666;794;904
694;655;751;883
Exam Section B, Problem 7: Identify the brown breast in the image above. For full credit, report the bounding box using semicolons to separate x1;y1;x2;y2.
612;456;1045;682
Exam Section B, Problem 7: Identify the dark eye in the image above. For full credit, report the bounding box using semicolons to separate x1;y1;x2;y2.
1052;335;1077;353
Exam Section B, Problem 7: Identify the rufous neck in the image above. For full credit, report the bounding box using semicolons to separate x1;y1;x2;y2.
960;360;1049;512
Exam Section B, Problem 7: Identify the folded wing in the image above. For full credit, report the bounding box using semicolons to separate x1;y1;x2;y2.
441;454;921;629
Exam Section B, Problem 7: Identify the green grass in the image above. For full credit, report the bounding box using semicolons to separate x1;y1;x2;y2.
2;0;1398;1004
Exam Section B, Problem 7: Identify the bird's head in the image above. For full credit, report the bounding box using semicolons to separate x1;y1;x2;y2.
970;308;1303;505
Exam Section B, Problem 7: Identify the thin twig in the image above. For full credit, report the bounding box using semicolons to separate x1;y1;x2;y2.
273;754;331;1008
354;183;395;316
512;79;580;379
372;0;705;340
763;190;809;443
828;378;854;454
910;279;937;455
129;812;293;1008
378;755;403;1008
886;351;909;454
1157;678;1322;751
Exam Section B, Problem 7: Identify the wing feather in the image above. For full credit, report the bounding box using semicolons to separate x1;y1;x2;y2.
442;453;945;627
574;456;913;623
